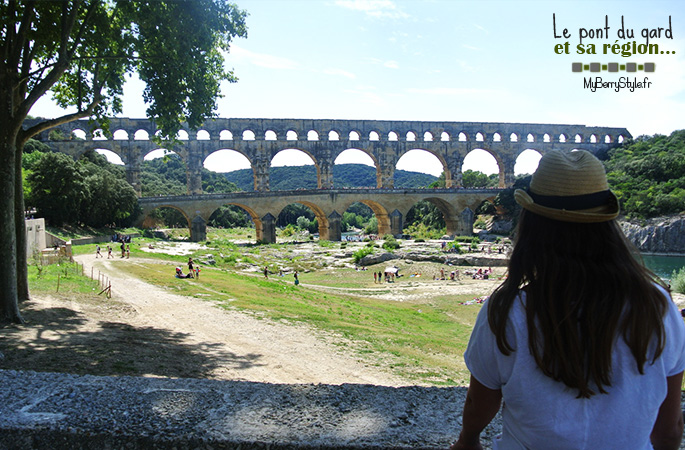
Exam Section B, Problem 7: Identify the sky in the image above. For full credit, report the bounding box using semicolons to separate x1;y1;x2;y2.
32;0;685;177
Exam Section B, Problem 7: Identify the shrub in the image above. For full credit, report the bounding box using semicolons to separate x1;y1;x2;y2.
382;234;400;250
353;246;375;263
672;267;685;295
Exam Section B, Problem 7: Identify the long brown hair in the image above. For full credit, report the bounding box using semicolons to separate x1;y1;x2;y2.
488;209;668;398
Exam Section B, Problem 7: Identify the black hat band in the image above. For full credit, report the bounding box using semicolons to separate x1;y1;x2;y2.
527;189;612;211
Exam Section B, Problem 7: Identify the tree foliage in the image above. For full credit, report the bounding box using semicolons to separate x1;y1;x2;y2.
605;130;685;219
0;0;247;323
25;151;139;228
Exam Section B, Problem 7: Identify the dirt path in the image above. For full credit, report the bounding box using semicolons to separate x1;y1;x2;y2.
75;253;410;386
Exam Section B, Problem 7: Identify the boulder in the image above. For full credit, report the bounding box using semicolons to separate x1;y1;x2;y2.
621;215;685;254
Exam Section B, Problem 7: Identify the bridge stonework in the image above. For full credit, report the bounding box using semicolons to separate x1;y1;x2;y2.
26;118;629;242
137;189;498;243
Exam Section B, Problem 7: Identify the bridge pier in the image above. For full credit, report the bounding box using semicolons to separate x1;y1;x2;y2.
191;215;207;242
327;211;342;241
459;207;475;236
390;209;403;238
261;213;277;244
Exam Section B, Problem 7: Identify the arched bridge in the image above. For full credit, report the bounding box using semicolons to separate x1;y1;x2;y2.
28;117;629;195
26;117;629;242
138;188;501;243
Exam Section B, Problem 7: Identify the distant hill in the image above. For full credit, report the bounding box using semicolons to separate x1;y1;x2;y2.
222;163;438;191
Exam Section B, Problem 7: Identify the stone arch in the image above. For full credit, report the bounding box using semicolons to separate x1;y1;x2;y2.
440;131;450;141
475;132;485;142
242;130;256;140
177;130;190;141
333;148;378;188
462;147;505;187
140;204;191;231
590;134;598;143
348;130;361;141
203;149;253;179
207;202;261;239
492;132;502;142
406;131;418;142
307;130;319;141
514;148;542;175
276;201;330;241
423;131;434;142
112;129;129;140
286;130;298;140
526;133;535;143
328;130;340;141
340;199;391;237
265;130;278;140
395;148;446;183
196;130;211;140
458;132;468;142
543;133;551;143
72;128;88;140
405;197;457;236
369;131;381;141
604;134;612;143
94;148;125;165
509;132;518;142
388;131;400;141
220;130;233;140
574;133;582;143
558;133;568;143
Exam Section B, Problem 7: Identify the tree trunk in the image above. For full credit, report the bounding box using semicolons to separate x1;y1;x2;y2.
0;137;23;324
15;142;30;303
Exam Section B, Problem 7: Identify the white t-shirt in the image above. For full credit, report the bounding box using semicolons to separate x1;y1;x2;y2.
464;286;685;450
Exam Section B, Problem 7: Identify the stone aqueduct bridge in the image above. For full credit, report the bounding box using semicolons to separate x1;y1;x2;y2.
29;118;629;242
137;188;498;243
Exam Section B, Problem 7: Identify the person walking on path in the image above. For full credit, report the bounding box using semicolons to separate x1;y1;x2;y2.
264;266;269;279
95;244;102;258
294;271;299;286
451;150;685;450
107;245;113;259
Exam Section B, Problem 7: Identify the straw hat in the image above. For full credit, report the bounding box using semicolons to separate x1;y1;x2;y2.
514;150;619;223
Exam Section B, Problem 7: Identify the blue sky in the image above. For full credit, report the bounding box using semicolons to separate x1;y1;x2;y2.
33;0;685;176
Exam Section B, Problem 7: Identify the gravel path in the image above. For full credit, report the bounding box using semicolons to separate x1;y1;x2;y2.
75;253;409;387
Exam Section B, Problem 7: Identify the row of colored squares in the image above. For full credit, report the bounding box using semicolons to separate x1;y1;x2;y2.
572;62;655;72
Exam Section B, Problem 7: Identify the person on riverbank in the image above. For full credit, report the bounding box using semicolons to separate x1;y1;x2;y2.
451;150;685;450
95;244;102;258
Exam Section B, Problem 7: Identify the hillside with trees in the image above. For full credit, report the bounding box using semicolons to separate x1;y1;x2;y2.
221;164;437;190
605;130;685;219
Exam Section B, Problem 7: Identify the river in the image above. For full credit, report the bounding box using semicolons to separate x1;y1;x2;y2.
641;254;685;282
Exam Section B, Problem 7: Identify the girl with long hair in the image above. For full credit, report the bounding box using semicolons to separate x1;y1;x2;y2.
451;150;685;450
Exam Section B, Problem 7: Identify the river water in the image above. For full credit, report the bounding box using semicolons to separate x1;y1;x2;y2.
641;254;685;282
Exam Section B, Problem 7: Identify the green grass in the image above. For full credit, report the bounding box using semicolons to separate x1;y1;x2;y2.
28;260;101;295
116;261;480;384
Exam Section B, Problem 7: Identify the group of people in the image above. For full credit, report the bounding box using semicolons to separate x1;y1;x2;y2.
95;242;129;259
373;269;398;283
175;257;200;279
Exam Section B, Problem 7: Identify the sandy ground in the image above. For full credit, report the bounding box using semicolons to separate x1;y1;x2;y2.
74;252;415;386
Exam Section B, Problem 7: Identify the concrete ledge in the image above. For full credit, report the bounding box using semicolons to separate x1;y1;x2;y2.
0;370;487;450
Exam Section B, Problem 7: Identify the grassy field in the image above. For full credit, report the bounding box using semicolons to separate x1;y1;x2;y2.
116;260;481;385
32;227;491;385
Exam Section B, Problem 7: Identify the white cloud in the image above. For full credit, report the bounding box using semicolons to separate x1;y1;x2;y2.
323;68;357;79
334;0;409;19
406;87;498;96
230;45;298;70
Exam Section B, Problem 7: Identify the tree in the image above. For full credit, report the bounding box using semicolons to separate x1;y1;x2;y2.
1;1;247;323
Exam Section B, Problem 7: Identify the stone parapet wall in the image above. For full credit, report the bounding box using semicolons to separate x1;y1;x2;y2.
0;370;485;450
